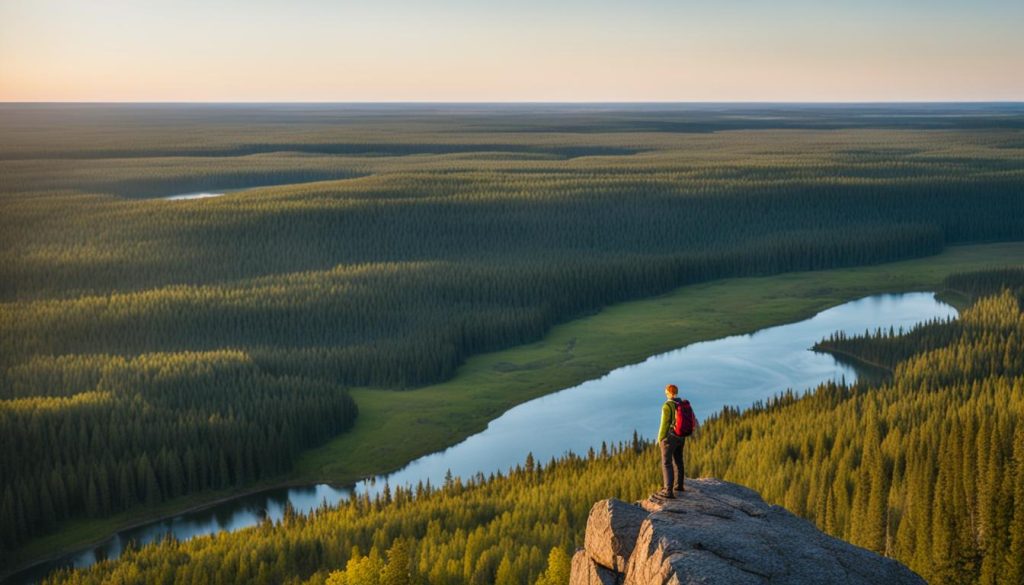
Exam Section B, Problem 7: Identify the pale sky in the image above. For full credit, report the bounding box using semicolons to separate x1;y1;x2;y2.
1;0;1022;102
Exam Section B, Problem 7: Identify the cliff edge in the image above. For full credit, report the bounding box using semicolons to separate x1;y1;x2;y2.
571;478;925;585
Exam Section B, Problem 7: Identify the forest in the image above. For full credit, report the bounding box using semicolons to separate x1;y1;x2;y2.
36;271;1024;585
3;104;1024;565
0;351;357;552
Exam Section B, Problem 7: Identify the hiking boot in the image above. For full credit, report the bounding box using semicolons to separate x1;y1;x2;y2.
654;488;675;499
675;484;685;493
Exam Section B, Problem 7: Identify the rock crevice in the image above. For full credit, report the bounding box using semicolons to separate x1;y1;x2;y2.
571;478;925;585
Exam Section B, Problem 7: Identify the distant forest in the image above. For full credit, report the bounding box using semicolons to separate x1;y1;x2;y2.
2;105;1024;558
38;270;1024;585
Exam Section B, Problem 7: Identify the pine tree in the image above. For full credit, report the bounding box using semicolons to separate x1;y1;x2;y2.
380;539;413;585
535;547;571;585
495;555;517;585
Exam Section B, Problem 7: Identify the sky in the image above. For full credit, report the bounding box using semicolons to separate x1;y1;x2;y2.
1;0;1022;102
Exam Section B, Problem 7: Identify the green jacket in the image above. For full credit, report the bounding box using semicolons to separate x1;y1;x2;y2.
657;400;675;442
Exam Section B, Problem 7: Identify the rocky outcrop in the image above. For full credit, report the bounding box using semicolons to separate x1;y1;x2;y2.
584;497;650;572
571;478;925;585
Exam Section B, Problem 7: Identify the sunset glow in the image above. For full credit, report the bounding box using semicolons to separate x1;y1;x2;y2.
1;0;1022;102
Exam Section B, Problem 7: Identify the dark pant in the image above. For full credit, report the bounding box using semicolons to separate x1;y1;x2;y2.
660;434;685;491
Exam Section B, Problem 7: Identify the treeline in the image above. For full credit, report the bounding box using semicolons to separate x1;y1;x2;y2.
945;267;1024;305
0;351;357;557
813;317;961;371
38;284;1024;585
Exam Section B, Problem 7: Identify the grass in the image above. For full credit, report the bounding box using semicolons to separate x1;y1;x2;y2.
8;241;1024;576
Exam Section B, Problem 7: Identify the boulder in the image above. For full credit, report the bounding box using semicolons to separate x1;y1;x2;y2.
571;549;620;585
571;478;926;585
584;498;650;572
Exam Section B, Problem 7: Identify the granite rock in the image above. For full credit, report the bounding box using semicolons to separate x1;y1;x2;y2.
570;478;925;585
584;498;650;572
571;548;620;585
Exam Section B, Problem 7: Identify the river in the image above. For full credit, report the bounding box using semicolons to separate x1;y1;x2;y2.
12;292;956;584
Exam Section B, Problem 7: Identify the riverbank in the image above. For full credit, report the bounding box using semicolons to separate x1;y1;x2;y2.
8;241;1024;578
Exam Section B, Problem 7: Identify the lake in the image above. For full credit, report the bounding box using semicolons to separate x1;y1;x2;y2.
162;188;249;200
12;292;957;584
164;191;227;200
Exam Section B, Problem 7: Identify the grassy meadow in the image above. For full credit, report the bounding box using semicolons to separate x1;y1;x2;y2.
2;104;1024;571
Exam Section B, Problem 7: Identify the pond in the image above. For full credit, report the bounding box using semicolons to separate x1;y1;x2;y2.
163;191;227;200
162;187;253;200
13;292;957;584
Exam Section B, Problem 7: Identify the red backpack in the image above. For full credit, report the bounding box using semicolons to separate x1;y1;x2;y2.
672;398;695;437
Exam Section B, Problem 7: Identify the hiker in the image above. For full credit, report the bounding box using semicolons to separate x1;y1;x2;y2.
656;384;698;499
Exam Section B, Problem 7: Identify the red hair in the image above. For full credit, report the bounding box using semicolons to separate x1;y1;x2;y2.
665;384;678;395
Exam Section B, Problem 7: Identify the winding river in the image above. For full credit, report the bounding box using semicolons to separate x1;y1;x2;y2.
13;292;957;584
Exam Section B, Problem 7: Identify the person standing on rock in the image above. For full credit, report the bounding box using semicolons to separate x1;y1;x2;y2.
656;384;698;498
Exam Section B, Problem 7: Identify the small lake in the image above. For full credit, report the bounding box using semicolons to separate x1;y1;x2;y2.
162;187;251;200
164;191;226;200
13;292;957;584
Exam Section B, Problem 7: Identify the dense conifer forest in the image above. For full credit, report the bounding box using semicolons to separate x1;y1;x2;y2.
3;104;1024;564
0;351;357;552
37;273;1024;585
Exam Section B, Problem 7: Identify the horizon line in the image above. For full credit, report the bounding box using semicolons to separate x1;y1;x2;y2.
2;100;1024;106
2;100;1024;109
